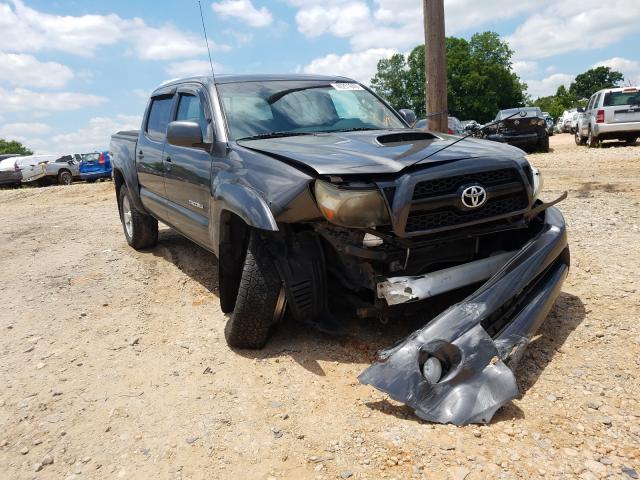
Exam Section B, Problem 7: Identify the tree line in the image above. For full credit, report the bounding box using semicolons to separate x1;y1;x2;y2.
370;31;625;123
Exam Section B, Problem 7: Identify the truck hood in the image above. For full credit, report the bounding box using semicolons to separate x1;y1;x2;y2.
237;130;524;176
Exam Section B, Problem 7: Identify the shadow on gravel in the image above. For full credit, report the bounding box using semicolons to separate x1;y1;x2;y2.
145;227;220;295
235;284;479;375
515;292;586;395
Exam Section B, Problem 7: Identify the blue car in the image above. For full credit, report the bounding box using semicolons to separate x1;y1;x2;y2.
79;151;112;182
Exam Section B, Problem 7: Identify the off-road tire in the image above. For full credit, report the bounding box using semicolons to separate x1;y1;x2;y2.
224;231;284;349
118;185;158;250
58;170;73;185
587;127;599;148
625;136;637;145
575;130;586;146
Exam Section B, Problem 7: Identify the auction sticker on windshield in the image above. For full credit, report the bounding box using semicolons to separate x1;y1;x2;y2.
332;82;364;91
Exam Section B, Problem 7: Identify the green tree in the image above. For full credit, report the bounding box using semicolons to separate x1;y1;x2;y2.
370;31;527;123
533;85;581;119
0;139;32;156
569;66;624;99
370;54;412;113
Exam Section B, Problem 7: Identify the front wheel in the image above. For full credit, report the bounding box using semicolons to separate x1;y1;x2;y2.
224;231;286;349
118;186;158;249
625;136;637;145
575;130;586;146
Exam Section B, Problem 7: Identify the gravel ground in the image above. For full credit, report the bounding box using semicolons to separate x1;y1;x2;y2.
1;134;639;480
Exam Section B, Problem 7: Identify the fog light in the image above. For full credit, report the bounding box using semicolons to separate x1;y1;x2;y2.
363;233;383;247
422;356;442;384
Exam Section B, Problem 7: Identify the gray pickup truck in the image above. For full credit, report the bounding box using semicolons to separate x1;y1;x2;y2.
110;74;569;424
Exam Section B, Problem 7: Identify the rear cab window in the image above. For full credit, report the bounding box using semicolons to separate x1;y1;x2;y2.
146;96;174;141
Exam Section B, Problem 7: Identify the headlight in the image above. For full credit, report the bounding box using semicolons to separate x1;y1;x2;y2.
531;166;543;200
314;180;390;228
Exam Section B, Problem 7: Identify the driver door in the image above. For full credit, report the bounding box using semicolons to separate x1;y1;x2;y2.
163;85;214;247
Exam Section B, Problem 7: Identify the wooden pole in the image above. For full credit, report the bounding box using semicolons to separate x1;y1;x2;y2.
424;0;448;132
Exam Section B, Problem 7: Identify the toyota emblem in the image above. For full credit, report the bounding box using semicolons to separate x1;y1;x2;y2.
461;185;487;208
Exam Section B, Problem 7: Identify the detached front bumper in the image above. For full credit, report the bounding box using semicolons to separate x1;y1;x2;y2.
358;206;569;425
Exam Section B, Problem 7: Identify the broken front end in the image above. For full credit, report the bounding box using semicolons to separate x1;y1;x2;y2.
275;158;569;425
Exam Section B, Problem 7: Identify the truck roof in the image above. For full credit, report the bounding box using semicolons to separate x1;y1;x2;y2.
157;73;355;89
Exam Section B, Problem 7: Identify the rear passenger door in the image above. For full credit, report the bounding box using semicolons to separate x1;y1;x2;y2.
162;85;214;247
137;91;175;222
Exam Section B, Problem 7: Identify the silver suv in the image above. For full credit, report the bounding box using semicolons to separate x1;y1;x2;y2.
576;86;640;147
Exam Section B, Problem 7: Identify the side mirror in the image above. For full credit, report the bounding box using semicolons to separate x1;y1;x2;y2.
577;107;585;113
398;109;417;127
167;121;204;148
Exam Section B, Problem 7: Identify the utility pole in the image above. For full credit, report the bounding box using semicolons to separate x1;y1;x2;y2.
423;0;448;132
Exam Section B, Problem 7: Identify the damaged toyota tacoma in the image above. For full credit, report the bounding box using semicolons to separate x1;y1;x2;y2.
110;74;569;425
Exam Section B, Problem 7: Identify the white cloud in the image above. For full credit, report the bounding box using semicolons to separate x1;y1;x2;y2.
44;115;142;154
126;20;209;61
293;0;548;52
0;52;73;89
0;0;226;60
212;0;273;28
0;122;51;142
525;73;574;99
512;60;538;77
165;59;225;78
0;87;107;113
0;0;125;57
507;0;640;60
303;48;397;84
593;57;640;86
17;115;142;154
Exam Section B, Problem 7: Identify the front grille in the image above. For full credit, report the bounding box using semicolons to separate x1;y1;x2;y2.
405;195;527;232
412;168;519;200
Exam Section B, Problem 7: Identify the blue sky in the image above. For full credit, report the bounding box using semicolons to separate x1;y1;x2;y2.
1;0;639;153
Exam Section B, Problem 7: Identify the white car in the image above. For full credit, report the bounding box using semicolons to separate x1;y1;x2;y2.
576;86;640;147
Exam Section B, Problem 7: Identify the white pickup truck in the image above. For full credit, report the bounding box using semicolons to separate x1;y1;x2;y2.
575;86;640;147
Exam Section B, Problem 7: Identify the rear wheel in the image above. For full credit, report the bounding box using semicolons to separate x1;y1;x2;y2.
587;128;599;148
224;231;286;349
57;170;73;185
575;130;586;146
625;136;637;145
118;185;158;249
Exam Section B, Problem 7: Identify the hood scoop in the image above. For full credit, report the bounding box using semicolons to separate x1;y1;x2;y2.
376;131;438;146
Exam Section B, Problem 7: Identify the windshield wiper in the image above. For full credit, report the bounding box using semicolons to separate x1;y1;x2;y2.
325;127;380;133
236;131;316;141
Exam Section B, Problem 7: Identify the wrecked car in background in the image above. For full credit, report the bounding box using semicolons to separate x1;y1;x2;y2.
484;107;549;153
110;74;569;425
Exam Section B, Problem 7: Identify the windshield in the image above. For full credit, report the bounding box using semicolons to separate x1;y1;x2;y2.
217;80;406;140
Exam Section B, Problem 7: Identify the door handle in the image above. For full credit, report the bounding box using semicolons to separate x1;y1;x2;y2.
137;150;144;159
165;157;172;172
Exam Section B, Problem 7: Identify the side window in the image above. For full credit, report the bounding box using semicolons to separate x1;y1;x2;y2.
146;96;174;142
587;95;595;111
594;93;602;108
176;93;209;141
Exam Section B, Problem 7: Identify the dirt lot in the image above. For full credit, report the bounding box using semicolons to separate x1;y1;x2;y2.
1;134;639;480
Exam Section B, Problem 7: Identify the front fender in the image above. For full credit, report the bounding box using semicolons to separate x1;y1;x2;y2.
211;180;278;252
